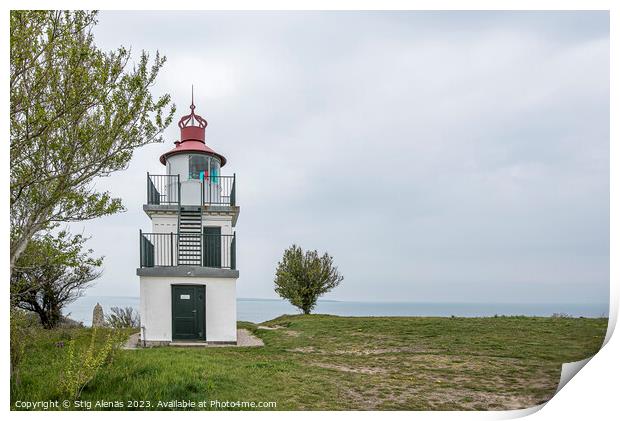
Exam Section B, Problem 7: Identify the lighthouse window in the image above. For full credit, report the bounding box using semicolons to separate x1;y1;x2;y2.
209;160;220;183
189;155;208;180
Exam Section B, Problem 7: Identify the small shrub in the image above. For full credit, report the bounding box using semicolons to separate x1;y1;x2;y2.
105;306;140;328
274;244;343;314
59;328;125;399
59;316;85;328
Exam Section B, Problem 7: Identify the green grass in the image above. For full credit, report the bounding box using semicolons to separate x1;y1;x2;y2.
11;315;607;410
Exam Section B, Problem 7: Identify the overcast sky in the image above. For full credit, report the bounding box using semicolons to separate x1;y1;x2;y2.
77;11;609;303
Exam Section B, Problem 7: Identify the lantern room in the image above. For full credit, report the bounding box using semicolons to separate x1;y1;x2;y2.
147;98;236;208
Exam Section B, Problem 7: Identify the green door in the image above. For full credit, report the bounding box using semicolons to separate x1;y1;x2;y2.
203;226;221;268
171;285;205;341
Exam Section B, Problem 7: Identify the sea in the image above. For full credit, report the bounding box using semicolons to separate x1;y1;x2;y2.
65;296;609;326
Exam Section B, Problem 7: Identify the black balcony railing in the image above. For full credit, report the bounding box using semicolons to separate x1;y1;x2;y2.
202;174;236;206
147;174;180;205
147;173;236;207
139;231;236;269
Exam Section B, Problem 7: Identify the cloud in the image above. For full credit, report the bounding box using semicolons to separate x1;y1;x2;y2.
77;11;608;304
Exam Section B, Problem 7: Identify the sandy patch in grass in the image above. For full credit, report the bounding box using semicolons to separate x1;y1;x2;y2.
300;350;558;410
287;346;317;353
257;324;291;330
311;362;388;375
258;325;300;337
332;345;431;355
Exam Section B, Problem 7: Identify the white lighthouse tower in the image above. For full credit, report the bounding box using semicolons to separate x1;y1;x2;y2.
137;96;239;345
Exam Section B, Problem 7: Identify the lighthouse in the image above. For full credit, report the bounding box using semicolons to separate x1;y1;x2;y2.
137;96;239;345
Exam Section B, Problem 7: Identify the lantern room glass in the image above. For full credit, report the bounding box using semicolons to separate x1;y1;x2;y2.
189;154;220;181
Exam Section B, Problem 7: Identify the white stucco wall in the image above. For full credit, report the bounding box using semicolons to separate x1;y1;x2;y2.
167;154;187;179
140;276;237;343
151;214;178;233
165;154;187;203
150;214;232;233
201;215;233;234
180;180;201;205
168;154;201;205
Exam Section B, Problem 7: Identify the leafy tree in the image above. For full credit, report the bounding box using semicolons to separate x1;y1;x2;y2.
274;245;343;314
106;306;140;328
10;10;175;269
11;231;102;328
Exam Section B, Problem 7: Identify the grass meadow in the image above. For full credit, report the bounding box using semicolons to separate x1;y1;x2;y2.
11;314;607;410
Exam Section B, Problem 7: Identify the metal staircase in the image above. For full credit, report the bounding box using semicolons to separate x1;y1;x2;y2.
178;206;202;265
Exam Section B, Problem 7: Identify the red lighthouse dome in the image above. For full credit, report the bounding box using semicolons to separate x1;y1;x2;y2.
159;97;227;166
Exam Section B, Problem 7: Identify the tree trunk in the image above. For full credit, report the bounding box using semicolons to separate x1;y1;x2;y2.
10;234;30;272
37;309;53;329
10;219;42;272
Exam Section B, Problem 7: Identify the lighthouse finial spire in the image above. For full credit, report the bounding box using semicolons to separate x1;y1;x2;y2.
178;86;207;129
